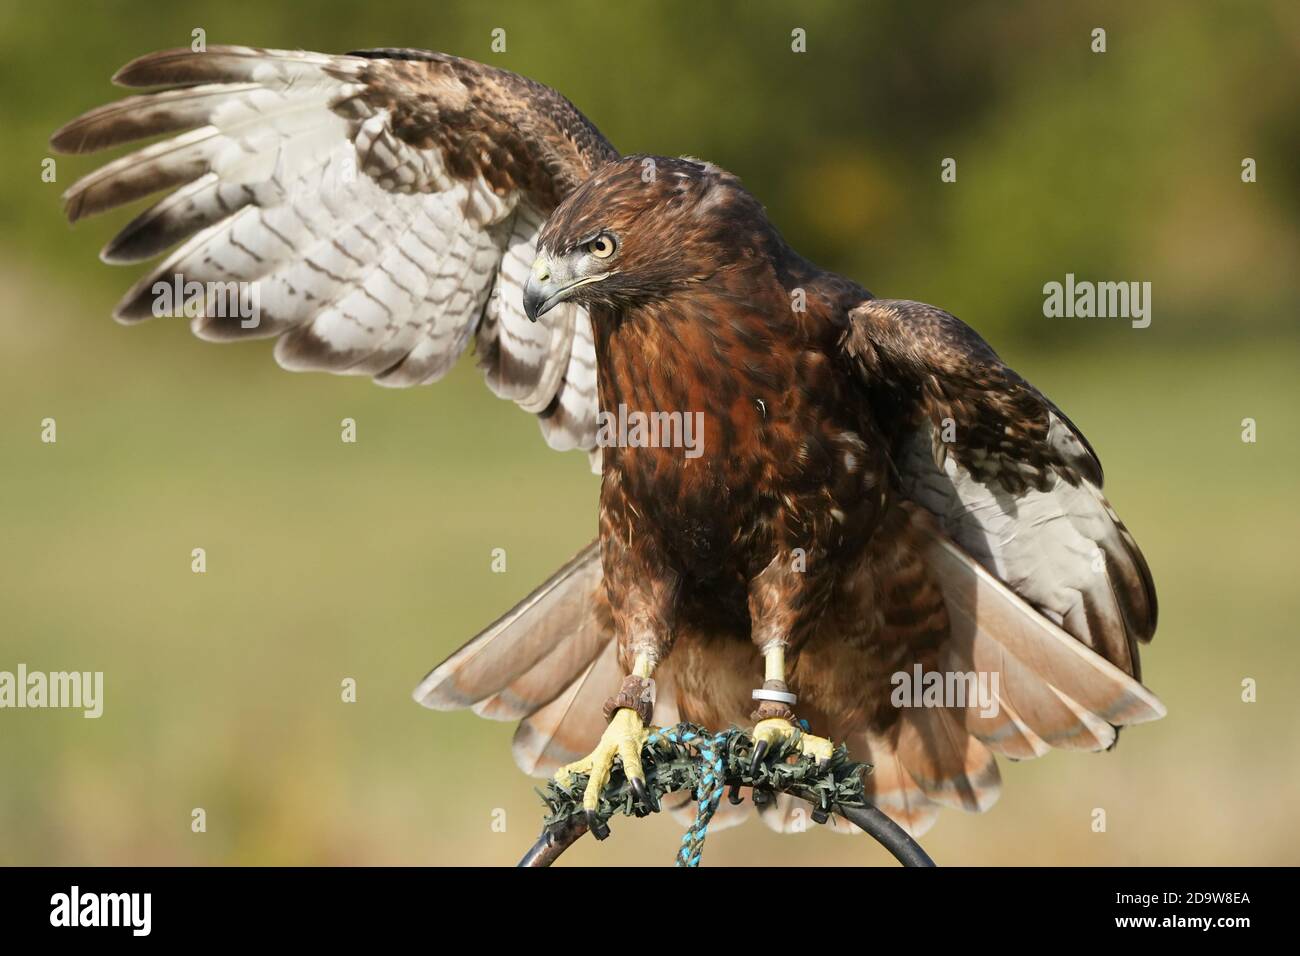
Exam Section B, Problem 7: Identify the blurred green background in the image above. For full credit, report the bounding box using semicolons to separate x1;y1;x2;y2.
2;0;1298;866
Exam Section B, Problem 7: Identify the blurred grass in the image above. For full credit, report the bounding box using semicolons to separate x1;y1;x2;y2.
1;0;1298;865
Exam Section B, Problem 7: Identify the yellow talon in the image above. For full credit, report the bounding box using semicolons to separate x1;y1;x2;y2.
555;708;651;811
753;716;834;763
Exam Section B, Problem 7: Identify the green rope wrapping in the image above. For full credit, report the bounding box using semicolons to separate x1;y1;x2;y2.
538;721;872;867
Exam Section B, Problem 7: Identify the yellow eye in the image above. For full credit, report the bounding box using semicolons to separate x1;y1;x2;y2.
586;234;617;259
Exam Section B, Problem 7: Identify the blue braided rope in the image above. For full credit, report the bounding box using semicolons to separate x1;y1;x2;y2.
646;725;734;867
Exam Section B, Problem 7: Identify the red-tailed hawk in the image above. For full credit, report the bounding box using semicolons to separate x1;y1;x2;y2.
54;46;1162;839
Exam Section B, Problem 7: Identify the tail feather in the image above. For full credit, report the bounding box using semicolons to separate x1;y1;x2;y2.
923;530;1165;728
511;641;622;776
471;596;609;722
942;645;1051;759
946;636;1114;752
801;516;1164;838
415;539;698;779
858;741;941;837
413;542;602;712
895;707;1002;813
469;626;608;722
1047;684;1118;750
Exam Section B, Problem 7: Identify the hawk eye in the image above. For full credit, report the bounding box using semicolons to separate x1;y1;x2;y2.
585;233;617;259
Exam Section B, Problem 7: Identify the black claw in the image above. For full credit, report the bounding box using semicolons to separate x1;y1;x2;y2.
811;806;830;825
750;739;769;775
751;787;771;808
629;777;652;813
727;783;743;806
585;809;610;841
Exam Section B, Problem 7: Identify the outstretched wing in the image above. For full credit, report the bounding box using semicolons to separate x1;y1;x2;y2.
842;298;1158;677
828;298;1162;834
51;45;617;453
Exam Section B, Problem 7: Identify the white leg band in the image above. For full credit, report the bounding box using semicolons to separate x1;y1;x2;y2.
752;688;798;705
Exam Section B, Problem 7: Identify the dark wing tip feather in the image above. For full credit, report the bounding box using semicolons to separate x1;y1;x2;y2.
110;45;269;87
52;86;249;158
61;191;86;225
52;103;167;156
49;118;94;156
111;280;161;323
111;47;202;87
62;159;200;225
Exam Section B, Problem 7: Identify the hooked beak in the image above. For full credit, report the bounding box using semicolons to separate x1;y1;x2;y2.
521;268;560;322
522;255;608;322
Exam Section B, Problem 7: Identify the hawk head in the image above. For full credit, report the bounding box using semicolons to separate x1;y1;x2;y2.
523;154;770;321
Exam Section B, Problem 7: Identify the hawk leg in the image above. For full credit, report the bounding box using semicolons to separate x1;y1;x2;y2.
553;654;656;836
750;645;833;772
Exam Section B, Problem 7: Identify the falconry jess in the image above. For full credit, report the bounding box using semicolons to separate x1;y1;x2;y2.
0;665;103;718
